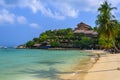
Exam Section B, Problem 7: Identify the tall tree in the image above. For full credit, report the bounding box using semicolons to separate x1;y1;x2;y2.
96;1;118;50
115;23;120;49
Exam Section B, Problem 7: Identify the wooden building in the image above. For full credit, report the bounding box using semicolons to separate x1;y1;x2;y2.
74;22;98;38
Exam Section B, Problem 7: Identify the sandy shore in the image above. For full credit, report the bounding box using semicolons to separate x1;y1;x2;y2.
60;58;92;80
60;50;102;80
84;53;120;80
60;50;120;80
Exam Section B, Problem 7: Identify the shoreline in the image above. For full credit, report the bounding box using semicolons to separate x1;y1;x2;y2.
59;58;92;80
84;53;120;80
59;50;103;80
17;47;99;50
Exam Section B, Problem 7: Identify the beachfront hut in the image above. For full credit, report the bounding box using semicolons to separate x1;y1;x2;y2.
40;42;51;49
33;44;41;48
17;45;26;49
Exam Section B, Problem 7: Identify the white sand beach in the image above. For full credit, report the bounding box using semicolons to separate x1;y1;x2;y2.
84;53;120;80
60;50;120;80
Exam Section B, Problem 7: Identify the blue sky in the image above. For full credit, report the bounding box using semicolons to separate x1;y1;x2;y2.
0;0;120;47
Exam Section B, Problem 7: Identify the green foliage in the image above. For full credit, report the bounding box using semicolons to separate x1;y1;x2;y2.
99;35;113;48
33;38;39;43
25;27;96;49
26;41;35;47
26;28;75;48
96;1;118;49
50;41;60;47
73;37;94;48
80;37;94;48
115;24;120;49
93;27;98;32
73;40;81;47
40;34;48;42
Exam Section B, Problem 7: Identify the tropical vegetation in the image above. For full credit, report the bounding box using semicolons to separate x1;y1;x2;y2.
25;28;96;49
96;1;120;52
24;1;120;51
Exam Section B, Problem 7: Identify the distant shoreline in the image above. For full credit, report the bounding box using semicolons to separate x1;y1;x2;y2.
17;47;96;50
48;48;86;50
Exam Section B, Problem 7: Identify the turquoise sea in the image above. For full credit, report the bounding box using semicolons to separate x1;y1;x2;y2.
0;49;91;80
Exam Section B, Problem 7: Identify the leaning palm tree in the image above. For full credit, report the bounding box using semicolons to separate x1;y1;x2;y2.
96;1;119;51
115;23;120;50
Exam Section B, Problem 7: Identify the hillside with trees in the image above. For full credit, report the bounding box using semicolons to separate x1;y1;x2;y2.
20;1;120;52
25;27;97;49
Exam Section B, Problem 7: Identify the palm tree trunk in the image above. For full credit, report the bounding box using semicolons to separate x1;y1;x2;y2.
111;39;120;53
118;44;120;49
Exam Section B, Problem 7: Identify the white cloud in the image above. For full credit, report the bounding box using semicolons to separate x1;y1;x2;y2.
0;9;15;24
1;0;120;19
19;0;66;19
0;0;78;19
0;9;28;24
0;9;28;25
0;9;40;29
17;16;27;24
29;23;40;28
50;1;79;18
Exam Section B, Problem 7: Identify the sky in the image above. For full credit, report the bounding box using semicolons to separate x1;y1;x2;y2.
0;0;120;47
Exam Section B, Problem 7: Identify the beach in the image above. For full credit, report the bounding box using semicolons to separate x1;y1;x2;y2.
60;50;120;80
84;53;120;80
60;50;100;80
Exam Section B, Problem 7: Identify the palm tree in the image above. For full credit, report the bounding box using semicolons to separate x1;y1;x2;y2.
96;1;118;50
115;23;120;50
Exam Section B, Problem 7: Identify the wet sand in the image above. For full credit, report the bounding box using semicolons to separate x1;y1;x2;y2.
60;58;93;80
59;50;100;80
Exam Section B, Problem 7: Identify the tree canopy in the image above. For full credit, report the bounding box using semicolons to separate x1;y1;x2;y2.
96;1;119;49
25;28;96;49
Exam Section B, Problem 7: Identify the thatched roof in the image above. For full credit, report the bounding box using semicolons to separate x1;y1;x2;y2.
74;30;85;34
33;44;41;47
84;30;98;35
75;22;91;30
74;22;98;36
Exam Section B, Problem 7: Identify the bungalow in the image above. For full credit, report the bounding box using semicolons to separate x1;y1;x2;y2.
74;22;98;38
33;42;51;49
17;45;26;49
33;44;41;48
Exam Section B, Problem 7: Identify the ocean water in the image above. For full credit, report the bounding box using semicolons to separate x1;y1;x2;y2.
0;49;91;80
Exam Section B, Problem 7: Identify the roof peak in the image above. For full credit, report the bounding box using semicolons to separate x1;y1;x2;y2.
75;22;91;30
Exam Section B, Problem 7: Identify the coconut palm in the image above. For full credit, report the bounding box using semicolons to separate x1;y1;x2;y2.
96;1;118;50
115;23;120;50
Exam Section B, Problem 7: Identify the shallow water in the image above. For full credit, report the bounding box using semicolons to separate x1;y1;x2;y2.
0;49;90;80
